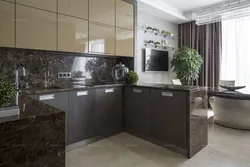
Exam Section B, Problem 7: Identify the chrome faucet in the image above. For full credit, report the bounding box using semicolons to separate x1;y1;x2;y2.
44;71;51;88
15;63;29;89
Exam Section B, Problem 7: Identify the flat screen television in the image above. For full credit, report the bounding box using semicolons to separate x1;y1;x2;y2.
143;49;169;72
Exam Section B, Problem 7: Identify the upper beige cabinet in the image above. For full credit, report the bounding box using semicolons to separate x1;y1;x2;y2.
116;0;134;30
2;0;15;3
58;15;88;53
16;5;57;51
16;0;57;12
0;1;15;48
58;0;88;19
89;22;115;55
89;0;115;26
116;28;134;57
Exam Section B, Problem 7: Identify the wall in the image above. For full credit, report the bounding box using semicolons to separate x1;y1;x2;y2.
135;12;178;84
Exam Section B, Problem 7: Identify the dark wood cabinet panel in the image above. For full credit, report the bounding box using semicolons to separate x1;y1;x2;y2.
124;87;151;135
69;90;95;144
151;89;187;149
29;92;69;144
29;92;68;112
95;87;122;138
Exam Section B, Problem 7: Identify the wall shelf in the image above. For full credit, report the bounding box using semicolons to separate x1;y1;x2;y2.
139;25;176;40
144;42;175;51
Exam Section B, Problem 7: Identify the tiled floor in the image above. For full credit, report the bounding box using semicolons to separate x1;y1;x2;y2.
66;124;250;167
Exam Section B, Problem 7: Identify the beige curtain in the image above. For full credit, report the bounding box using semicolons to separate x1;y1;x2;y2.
178;21;222;87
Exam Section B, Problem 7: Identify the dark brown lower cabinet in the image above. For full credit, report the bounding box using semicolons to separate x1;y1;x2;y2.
29;92;69;144
151;89;187;149
95;87;122;138
124;87;151;135
69;89;95;144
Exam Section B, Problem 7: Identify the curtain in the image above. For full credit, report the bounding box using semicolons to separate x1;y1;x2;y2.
221;16;250;88
178;21;222;87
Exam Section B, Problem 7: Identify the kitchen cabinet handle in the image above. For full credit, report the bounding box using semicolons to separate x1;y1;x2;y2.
162;92;173;97
105;88;114;93
133;88;142;93
39;94;55;101
77;91;88;96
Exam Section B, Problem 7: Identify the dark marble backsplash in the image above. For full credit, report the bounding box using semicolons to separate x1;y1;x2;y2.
0;47;134;88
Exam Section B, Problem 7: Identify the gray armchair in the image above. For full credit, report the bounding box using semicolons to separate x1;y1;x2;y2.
209;80;235;110
209;80;250;130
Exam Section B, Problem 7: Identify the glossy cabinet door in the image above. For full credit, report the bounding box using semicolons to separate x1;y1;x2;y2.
124;87;151;135
58;0;88;19
95;87;122;138
16;0;57;12
116;28;134;57
16;5;57;51
69;90;95;145
116;0;134;30
0;1;15;48
2;0;15;3
151;89;187;149
89;0;115;26
89;22;115;55
58;15;88;53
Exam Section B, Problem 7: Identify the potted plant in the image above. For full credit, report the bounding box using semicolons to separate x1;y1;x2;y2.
161;30;173;38
154;41;161;48
144;40;155;47
152;28;160;35
171;47;203;85
0;79;19;118
124;71;139;84
145;26;153;33
146;26;153;30
161;30;168;36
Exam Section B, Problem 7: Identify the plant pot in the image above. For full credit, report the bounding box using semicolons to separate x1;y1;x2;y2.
0;105;20;118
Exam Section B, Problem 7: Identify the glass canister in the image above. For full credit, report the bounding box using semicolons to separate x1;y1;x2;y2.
112;62;129;82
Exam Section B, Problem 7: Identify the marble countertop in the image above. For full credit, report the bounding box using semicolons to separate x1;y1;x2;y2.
0;95;64;124
127;83;200;92
18;83;124;95
18;82;200;95
206;87;250;100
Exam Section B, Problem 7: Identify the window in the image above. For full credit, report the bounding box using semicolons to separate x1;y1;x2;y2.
221;16;250;87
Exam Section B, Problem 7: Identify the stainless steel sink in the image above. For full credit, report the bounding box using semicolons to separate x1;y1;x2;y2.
0;105;20;118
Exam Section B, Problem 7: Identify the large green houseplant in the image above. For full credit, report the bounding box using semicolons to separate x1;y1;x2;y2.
171;47;203;85
0;79;15;108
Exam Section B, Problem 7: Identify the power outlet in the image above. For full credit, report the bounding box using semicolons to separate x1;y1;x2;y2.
58;72;71;79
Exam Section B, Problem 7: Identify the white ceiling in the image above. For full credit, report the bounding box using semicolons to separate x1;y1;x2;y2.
138;0;225;23
164;0;224;12
138;1;186;23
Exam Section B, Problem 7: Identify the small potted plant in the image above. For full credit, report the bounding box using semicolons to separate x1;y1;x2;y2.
124;71;139;84
0;79;19;118
144;40;155;47
154;41;161;48
152;28;160;35
145;26;153;33
161;30;168;36
161;30;173;38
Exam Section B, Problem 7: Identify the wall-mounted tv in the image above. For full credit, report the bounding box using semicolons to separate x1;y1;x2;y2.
143;48;169;72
